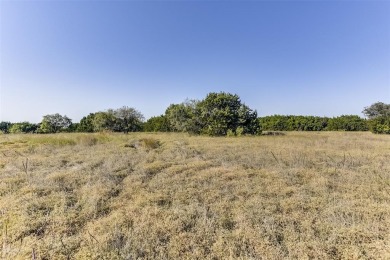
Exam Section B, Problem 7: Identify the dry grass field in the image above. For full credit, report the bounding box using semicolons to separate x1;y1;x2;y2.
0;132;389;259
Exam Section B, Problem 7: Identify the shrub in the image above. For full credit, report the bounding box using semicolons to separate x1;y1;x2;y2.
236;126;244;136
144;115;170;132
368;116;390;134
226;129;235;137
9;122;39;134
0;121;12;133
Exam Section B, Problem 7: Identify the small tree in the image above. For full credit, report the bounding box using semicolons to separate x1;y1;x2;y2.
39;113;72;133
110;106;144;133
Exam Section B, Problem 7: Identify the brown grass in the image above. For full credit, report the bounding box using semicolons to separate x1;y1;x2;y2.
0;132;389;259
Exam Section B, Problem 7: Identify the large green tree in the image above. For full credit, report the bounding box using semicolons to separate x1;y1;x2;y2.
109;106;144;133
92;112;117;132
196;92;259;136
363;102;390;134
38;114;72;133
165;100;199;133
89;107;144;133
77;113;96;132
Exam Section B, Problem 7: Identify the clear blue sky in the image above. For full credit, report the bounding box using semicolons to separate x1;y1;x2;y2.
1;1;389;123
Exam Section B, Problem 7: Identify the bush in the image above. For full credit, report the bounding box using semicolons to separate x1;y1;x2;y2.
368;116;390;134
9;122;39;134
236;126;244;136
259;115;329;131
226;129;235;137
0;121;12;133
327;115;368;131
259;115;368;132
144;115;170;132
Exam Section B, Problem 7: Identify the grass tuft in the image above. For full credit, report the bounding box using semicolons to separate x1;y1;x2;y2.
139;137;161;149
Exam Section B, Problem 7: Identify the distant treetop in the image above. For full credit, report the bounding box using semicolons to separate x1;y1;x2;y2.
362;102;390;119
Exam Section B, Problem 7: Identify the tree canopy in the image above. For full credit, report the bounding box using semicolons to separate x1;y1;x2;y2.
38;114;72;133
163;93;260;136
2;96;389;135
9;122;39;134
0;121;12;134
196;92;259;136
110;106;144;133
362;102;390;119
87;107;144;133
77;113;96;133
165;100;198;133
144;115;170;132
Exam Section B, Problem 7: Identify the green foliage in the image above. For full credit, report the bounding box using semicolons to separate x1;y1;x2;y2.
87;107;144;133
259;115;368;132
92;112;117;132
237;104;260;135
0;121;12;133
196;92;259;136
327;115;368;131
259;115;329;131
38;114;72;133
362;102;390;134
164;93;259;136
226;129;235;137
165;101;198;133
197;92;239;136
66;123;79;133
110;106;144;133
9;122;39;134
77;113;96;132
362;102;390;119
368;116;390;134
236;126;244;137
144;115;170;132
7;96;387;135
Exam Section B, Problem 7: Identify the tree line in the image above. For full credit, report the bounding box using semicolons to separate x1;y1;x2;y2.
1;92;389;135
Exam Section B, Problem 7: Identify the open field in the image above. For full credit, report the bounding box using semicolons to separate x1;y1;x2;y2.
0;132;389;259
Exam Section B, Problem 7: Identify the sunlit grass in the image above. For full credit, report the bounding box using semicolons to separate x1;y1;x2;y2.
0;132;389;259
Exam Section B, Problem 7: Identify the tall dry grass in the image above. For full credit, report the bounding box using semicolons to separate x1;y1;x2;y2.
0;132;389;259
